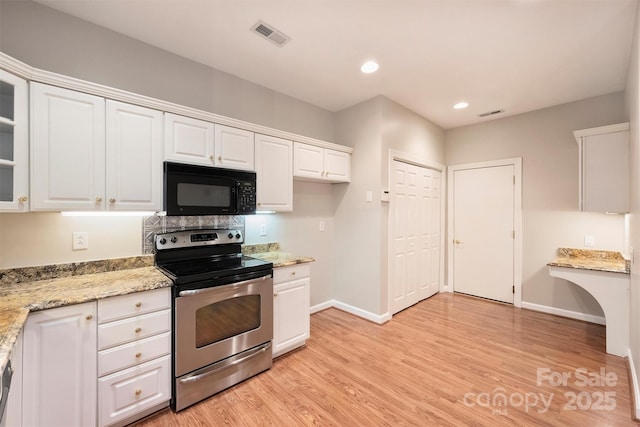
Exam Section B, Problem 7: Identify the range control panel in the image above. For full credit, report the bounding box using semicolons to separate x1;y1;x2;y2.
155;229;243;250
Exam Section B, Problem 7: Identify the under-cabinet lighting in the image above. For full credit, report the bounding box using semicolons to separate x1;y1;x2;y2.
255;210;276;214
61;211;158;217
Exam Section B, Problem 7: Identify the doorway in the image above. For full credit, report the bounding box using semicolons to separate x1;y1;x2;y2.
447;158;522;306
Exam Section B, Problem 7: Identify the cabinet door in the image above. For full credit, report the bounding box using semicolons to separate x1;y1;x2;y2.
5;329;23;427
255;134;293;212
164;113;215;166
214;124;255;170
582;131;629;213
324;149;351;182
106;101;163;211
31;83;106;211
23;302;97;427
273;277;310;357
293;142;323;179
0;70;28;212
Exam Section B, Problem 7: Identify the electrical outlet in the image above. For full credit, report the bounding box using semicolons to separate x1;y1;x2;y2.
72;232;89;250
584;235;595;247
319;221;325;232
259;224;267;236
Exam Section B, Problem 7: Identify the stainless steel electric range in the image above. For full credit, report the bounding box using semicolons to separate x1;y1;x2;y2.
155;229;273;412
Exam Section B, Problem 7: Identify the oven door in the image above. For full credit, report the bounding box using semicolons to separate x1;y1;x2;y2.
174;275;273;377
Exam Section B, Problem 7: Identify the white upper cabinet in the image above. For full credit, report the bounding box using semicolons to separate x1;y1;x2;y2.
0;69;28;212
214;124;255;170
106;101;163;211
575;123;629;213
31;83;106;211
293;142;351;183
31;83;162;212
164;113;215;166
255;134;293;212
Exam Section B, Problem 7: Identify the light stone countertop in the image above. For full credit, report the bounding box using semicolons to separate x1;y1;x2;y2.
547;248;630;274
0;258;172;376
243;242;315;267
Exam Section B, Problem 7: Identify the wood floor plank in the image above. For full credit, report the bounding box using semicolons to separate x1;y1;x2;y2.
135;293;638;426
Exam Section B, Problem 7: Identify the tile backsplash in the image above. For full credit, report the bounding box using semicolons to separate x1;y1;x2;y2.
142;215;245;254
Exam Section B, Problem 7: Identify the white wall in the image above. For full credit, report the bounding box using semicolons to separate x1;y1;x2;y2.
446;93;627;317
624;0;640;411
334;96;445;316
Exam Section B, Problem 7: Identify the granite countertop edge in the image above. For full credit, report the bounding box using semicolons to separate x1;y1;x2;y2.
0;264;172;376
547;248;630;275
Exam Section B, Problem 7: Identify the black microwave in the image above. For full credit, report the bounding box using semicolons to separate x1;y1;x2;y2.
164;162;256;216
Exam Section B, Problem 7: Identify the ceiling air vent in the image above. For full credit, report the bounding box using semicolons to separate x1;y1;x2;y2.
252;21;291;47
477;109;504;118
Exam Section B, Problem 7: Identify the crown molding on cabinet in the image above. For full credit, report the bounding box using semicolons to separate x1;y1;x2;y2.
0;52;353;154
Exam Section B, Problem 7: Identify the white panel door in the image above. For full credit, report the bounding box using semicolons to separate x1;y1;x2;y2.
23;302;97;427
392;161;442;314
106;101;163;211
453;165;514;303
214;124;255;170
293;142;323;179
31;83;106;210
255;134;293;212
324;149;351;182
164;113;215;166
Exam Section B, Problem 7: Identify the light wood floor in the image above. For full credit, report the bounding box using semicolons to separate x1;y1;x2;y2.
136;293;638;426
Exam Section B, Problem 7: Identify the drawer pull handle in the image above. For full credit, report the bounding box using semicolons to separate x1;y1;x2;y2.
86;314;93;320
135;302;142;308
135;352;142;359
135;327;142;333
135;388;142;397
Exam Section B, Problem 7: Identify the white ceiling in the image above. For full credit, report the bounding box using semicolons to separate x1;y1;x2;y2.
34;0;638;129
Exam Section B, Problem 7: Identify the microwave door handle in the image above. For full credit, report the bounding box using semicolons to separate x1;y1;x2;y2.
178;275;269;297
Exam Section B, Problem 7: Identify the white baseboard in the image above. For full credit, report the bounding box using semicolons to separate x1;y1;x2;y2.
521;301;606;325
628;349;640;421
310;299;390;324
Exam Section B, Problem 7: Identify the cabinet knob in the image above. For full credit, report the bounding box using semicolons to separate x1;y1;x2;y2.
85;314;93;320
209;155;214;160
18;196;27;203
109;198;116;203
135;302;142;308
274;293;278;297
291;271;296;276
135;327;142;333
135;352;142;359
218;156;222;162
96;197;103;203
134;388;142;397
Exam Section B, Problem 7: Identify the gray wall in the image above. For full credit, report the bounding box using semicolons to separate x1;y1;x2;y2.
334;96;445;315
624;0;640;392
446;93;627;317
0;0;335;142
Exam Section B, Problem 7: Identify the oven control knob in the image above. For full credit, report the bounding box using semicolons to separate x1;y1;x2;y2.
159;238;166;245
170;237;178;244
235;233;241;239
228;232;234;239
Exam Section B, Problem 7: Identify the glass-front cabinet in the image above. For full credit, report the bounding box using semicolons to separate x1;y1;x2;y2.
0;69;28;212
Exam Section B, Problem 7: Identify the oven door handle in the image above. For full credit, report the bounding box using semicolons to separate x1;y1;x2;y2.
178;342;272;384
178;275;269;297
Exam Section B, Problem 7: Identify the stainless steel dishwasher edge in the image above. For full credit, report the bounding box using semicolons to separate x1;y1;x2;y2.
0;360;13;427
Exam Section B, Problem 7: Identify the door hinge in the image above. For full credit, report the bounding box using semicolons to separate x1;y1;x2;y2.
512;230;515;239
512;285;515;294
513;175;516;185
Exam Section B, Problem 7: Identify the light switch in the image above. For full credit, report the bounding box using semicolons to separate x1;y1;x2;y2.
366;191;373;202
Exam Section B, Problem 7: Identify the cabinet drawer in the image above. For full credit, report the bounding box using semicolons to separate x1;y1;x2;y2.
98;309;170;350
98;288;171;324
98;332;171;377
273;264;310;285
98;355;171;427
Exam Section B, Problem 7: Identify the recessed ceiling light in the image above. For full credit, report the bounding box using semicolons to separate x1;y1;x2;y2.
453;102;469;110
361;61;379;74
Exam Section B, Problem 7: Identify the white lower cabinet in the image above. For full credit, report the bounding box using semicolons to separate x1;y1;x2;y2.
273;264;310;358
5;329;23;427
22;302;98;427
97;288;171;427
